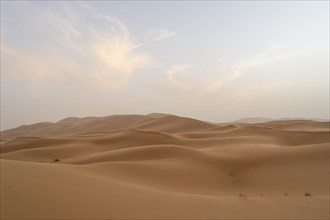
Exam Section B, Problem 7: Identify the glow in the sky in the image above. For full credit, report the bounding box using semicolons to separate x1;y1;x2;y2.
1;1;329;129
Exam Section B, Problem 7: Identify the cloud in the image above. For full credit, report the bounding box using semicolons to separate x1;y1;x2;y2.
1;42;71;82
1;1;151;89
88;31;150;89
202;53;268;94
150;28;177;41
164;55;266;94
166;64;191;90
164;48;291;95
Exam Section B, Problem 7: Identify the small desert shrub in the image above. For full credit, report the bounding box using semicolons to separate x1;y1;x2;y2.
238;193;246;197
284;192;289;196
304;192;312;197
53;159;60;162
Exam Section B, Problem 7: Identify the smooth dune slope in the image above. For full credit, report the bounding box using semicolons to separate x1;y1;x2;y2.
1;114;329;219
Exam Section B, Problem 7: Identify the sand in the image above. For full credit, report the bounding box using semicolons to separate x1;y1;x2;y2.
1;114;329;219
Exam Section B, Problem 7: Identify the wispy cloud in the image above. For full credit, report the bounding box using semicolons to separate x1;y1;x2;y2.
1;42;72;82
164;47;295;95
166;64;191;90
1;1;151;90
150;28;177;41
203;54;266;94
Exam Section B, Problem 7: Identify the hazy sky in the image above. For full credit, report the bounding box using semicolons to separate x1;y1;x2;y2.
1;1;329;130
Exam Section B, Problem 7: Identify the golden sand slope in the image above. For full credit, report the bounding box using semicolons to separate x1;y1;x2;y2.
1;114;329;219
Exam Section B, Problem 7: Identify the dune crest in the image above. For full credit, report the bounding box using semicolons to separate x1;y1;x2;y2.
1;113;329;219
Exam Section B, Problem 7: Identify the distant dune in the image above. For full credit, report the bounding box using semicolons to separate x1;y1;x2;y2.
233;117;329;124
232;117;275;123
1;114;329;219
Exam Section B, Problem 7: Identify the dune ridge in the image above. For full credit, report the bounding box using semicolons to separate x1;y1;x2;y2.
1;113;329;219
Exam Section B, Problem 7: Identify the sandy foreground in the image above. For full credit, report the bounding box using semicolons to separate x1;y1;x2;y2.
0;114;329;219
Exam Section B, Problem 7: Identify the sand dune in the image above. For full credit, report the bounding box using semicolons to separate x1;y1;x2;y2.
1;114;329;219
257;120;330;131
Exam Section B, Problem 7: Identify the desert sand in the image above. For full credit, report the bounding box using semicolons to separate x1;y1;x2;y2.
0;113;329;219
